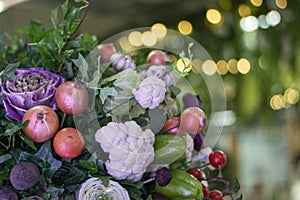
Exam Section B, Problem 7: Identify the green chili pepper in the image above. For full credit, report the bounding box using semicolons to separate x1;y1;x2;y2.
155;169;203;200
153;134;187;165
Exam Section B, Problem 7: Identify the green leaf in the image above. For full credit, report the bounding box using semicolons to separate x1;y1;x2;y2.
46;185;65;199
1;62;19;81
232;177;241;193
98;176;111;187
51;6;59;29
18;133;37;151
99;87;118;103
61;0;69;17
237;194;243;200
34;141;62;177
4;120;29;136
79;160;98;175
0;154;12;164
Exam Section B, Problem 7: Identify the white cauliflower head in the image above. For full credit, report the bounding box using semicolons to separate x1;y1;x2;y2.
77;177;130;200
141;65;176;88
133;76;166;109
95;121;155;182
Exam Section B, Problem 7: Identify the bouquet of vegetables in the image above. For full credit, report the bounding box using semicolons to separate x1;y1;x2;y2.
0;0;242;199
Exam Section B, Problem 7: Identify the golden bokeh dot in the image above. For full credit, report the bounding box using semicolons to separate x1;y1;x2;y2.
238;4;251;17
206;9;222;25
128;31;142;47
284;88;299;104
141;31;157;47
275;0;287;9
176;57;193;72
202;60;217;75
237;58;251;74
250;0;263;7
217;60;228;75
227;59;238;74
119;36;132;52
191;59;203;73
258;55;268;70
178;20;193;35
151;23;167;38
270;95;285;110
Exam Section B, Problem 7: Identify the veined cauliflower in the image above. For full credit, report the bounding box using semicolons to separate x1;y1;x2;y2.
95;121;155;181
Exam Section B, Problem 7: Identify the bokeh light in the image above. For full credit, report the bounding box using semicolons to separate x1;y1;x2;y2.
202;60;217;75
259;55;268;69
238;4;251;17
141;31;157;46
266;10;281;26
240;16;259;32
258;15;269;29
284;88;299;104
217;60;228;75
128;31;142;47
119;36;132;51
206;9;222;25
176;57;193;72
228;59;238;74
270;94;285;110
250;0;263;7
237;58;251;74
276;0;287;9
192;59;203;73
178;20;193;35
151;23;167;39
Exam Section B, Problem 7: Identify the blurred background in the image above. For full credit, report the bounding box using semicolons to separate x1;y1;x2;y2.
1;0;300;199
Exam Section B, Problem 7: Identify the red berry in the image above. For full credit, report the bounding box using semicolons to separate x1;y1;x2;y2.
163;117;180;134
208;190;224;200
201;183;209;197
186;168;203;180
209;150;227;168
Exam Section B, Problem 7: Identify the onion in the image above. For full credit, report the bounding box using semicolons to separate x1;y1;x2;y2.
55;81;89;115
22;105;59;143
53;127;85;159
180;107;206;135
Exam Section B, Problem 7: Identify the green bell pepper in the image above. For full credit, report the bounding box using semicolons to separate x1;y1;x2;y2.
153;134;187;165
155;169;203;200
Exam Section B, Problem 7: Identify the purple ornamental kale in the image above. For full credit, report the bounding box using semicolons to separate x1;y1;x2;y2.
1;68;64;121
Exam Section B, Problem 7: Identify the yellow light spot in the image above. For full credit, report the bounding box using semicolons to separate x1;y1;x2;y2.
276;0;287;9
202;60;217;75
258;55;268;69
192;59;203;73
270;95;285;110
237;58;251;74
151;23;167;39
284;88;299;104
227;59;238;74
119;36;132;52
141;31;157;47
238;4;251;17
206;9;222;25
176;57;193;72
168;55;177;63
250;0;263;7
217;60;228;75
128;31;142;47
178;20;193;35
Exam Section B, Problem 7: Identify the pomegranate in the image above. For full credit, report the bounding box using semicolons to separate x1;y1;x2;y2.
180;107;206;135
55;81;89;115
146;50;169;65
53;127;85;159
22;105;59;143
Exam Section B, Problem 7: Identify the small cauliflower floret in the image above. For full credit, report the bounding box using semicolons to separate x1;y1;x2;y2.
77;177;130;200
95;121;155;182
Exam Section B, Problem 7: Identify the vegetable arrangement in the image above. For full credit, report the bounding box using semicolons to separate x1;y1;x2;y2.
0;0;243;199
